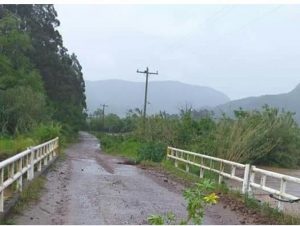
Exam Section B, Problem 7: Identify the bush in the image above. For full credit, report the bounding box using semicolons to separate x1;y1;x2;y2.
32;123;62;143
138;142;166;162
0;136;35;160
212;107;300;166
0;87;47;134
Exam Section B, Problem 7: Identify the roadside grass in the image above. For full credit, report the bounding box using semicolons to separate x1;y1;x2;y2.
103;138;141;161
0;176;46;224
11;177;45;214
0;123;78;161
0;136;35;161
225;191;300;225
158;160;226;190
0;133;72;224
94;132;141;162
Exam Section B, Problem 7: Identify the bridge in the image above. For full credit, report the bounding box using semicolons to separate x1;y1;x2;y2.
1;132;299;224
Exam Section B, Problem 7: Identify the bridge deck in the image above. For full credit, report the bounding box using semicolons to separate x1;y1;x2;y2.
12;132;256;224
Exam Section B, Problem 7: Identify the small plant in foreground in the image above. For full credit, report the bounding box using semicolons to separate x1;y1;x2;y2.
147;179;218;225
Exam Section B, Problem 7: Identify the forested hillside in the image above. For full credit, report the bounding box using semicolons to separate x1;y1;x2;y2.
0;5;86;158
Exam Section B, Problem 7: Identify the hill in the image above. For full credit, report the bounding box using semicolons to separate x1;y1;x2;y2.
215;84;300;123
85;80;230;116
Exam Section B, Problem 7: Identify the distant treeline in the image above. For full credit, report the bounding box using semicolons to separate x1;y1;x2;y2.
89;106;300;168
0;4;86;135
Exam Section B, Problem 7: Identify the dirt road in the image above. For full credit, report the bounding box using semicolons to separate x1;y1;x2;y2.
12;132;250;224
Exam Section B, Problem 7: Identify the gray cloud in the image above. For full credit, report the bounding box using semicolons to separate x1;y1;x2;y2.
56;4;300;100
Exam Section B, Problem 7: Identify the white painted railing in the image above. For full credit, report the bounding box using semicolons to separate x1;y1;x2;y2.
0;137;59;212
167;146;300;211
249;166;300;210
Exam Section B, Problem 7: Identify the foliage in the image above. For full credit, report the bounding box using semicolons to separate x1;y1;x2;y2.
147;215;165;225
0;136;35;160
11;177;45;214
31;122;62;142
89;112;125;133
137;142;166;163
0;5;86;160
212;106;300;166
147;212;176;225
147;179;219;225
92;105;300;168
182;179;218;224
0;11;48;134
96;133;142;161
1;5;87;134
0;87;48;134
0;122;63;160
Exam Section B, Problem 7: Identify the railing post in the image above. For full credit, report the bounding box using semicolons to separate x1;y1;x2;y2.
166;147;169;161
49;143;53;161
186;154;190;173
8;163;14;179
260;175;266;187
27;147;34;181
17;158;23;192
231;165;236;177
278;178;287;211
38;148;42;172
174;150;178;168
53;141;57;157
200;157;204;178
248;168;256;195
242;164;251;194
0;168;3;212
218;162;224;184
44;145;48;166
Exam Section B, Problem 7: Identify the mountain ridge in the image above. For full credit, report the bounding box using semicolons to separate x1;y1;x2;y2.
215;83;300;123
85;79;230;116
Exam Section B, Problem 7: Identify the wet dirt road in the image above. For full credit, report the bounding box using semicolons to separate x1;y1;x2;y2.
12;132;249;225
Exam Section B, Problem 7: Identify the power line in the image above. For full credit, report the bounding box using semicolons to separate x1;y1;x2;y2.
163;6;234;56
224;5;283;37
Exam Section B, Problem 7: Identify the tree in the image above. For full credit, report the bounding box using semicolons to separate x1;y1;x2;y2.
0;11;47;134
3;4;87;131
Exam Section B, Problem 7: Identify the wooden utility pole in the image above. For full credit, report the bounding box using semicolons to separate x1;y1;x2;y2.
137;67;158;121
100;104;108;129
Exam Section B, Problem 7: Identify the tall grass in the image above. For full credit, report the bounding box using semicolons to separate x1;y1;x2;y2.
212;107;300;166
97;133;142;161
0;122;63;161
0;136;35;160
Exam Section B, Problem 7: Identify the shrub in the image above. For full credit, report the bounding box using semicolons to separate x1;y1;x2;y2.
32;123;61;143
147;179;218;225
138;142;166;162
0;136;35;160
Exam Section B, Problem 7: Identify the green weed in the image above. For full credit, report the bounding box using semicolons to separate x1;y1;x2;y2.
12;177;45;214
147;179;219;225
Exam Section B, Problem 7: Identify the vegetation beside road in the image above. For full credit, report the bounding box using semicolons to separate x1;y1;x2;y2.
0;5;87;159
91;105;300;168
92;105;300;224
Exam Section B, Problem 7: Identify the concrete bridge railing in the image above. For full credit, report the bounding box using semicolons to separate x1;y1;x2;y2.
0;137;59;212
167;146;300;211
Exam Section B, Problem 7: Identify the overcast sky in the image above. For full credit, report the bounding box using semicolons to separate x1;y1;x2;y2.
55;4;300;100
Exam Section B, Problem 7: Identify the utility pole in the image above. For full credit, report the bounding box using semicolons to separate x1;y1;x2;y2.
137;67;158;121
100;104;108;129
